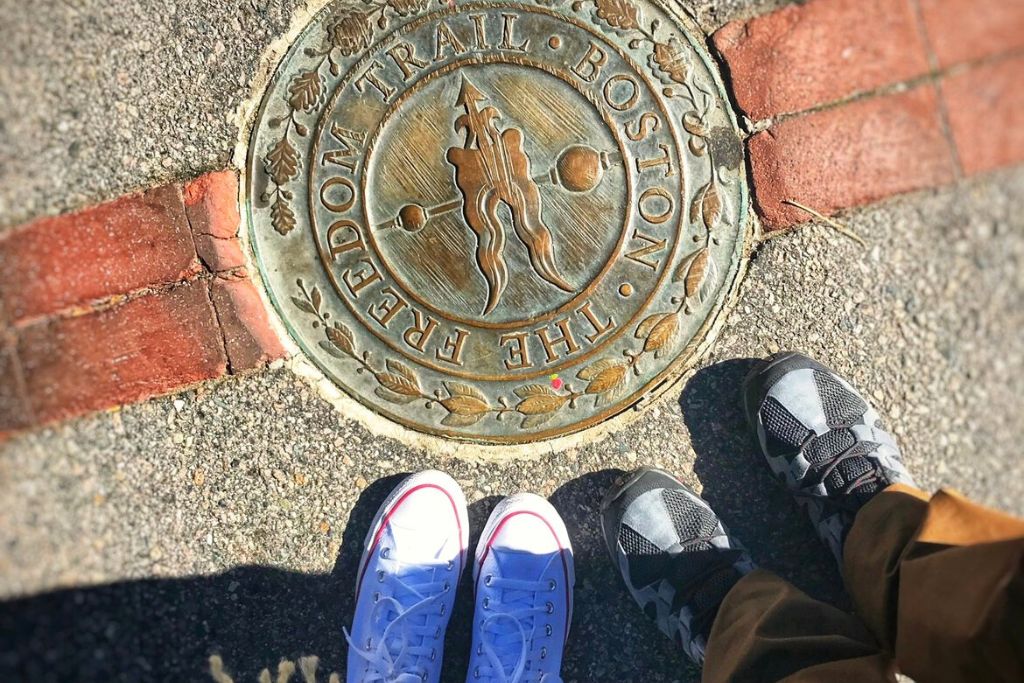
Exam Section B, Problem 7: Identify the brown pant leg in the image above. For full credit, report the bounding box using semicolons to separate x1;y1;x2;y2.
703;569;895;683
844;484;1024;683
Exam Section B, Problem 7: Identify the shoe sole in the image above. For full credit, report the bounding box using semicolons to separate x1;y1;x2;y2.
354;470;470;600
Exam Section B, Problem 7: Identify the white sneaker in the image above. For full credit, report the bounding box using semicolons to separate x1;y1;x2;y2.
346;471;469;683
466;494;575;683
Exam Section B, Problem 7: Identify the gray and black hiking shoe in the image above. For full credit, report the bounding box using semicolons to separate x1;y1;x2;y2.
600;468;754;665
743;351;916;563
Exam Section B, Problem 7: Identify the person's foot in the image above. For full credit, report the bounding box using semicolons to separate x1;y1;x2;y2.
600;468;754;665
467;494;574;683
743;351;915;562
346;471;469;683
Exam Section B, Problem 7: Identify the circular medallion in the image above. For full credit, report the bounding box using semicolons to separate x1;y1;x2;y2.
247;0;749;443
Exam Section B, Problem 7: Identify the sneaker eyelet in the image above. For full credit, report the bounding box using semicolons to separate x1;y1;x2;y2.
443;581;451;592
483;597;490;609
377;570;385;583
430;649;437;661
435;626;441;638
440;603;446;616
474;667;480;679
373;591;380;603
447;559;455;571
545;624;552;636
545;601;554;614
380;547;390;559
540;647;547;659
484;574;493;586
365;638;373;650
548;579;556;591
476;645;483;655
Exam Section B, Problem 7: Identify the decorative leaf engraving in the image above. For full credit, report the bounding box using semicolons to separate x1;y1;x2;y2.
643;313;679;357
594;0;641;29
288;70;325;113
325;322;355;356
514;385;569;414
291;295;317;315
375;386;420;404
266;139;300;186
441;409;488;427
578;359;628;397
635;313;668;339
445;381;488;403
271;199;296;235
673;247;717;304
652;38;688;84
375;359;421;398
701;183;721;230
689;182;721;230
327;11;375;55
440;383;490;427
673;247;705;288
387;0;431;17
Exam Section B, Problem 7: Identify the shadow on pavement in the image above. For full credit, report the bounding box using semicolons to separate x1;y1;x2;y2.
0;474;413;682
1;360;848;681
680;358;846;605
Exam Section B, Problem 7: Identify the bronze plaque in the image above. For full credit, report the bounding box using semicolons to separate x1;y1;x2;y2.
246;0;749;443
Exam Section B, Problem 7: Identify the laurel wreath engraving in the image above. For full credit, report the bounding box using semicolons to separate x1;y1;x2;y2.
274;0;733;431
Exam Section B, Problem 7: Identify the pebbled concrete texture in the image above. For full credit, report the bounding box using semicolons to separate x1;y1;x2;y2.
0;0;788;229
2;165;1023;681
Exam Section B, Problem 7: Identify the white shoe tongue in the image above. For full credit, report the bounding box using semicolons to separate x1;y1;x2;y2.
388;521;452;564
494;548;552;581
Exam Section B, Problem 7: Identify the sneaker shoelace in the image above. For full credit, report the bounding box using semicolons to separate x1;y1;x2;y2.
795;435;886;514
474;573;562;683
345;559;451;682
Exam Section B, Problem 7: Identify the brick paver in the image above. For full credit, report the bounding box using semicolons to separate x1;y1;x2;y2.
211;274;288;372
942;55;1024;177
713;0;930;121
748;85;956;229
17;280;228;425
917;0;1024;68
0;185;201;324
184;170;246;273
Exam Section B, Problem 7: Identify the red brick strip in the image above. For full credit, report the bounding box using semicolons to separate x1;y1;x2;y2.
748;86;955;229
917;0;1024;68
183;171;248;273
0;171;287;438
16;280;228;425
0;185;202;325
211;273;287;372
941;55;1024;177
713;0;930;122
715;0;1024;231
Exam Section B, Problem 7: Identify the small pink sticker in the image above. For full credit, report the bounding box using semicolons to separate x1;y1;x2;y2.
550;374;563;390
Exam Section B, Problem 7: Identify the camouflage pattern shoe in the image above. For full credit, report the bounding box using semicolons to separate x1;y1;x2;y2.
743;351;916;562
600;468;754;665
